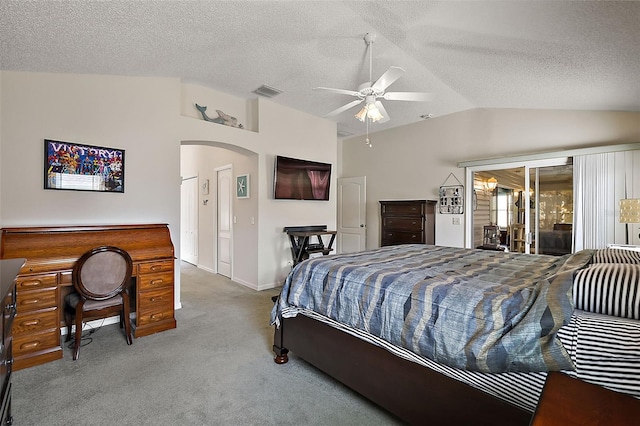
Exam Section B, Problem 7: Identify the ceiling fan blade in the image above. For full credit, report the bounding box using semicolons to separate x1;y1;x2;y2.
383;91;434;102
374;101;390;123
371;66;405;92
324;99;363;117
313;87;361;97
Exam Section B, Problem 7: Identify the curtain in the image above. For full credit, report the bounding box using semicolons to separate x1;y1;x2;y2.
307;170;330;200
573;153;618;250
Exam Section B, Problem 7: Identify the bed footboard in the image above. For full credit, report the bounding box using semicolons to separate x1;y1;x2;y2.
273;314;532;425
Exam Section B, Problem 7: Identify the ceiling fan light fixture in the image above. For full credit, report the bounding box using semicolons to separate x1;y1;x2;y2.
367;103;384;122
355;101;384;122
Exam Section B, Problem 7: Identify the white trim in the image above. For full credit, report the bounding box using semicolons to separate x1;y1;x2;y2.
458;143;640;168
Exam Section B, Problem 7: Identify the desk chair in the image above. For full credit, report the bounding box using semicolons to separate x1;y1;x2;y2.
64;246;134;360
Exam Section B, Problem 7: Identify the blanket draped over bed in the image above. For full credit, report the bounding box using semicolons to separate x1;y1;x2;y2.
271;245;595;373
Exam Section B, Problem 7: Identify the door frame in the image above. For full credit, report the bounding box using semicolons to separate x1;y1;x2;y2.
214;164;233;277
180;175;199;265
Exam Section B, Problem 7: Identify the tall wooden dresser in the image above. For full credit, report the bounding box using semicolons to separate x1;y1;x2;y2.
380;200;436;246
0;224;176;370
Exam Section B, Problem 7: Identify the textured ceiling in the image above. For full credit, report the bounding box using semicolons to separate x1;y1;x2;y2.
1;1;639;138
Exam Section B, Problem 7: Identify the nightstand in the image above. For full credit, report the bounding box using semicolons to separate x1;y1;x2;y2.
530;372;640;425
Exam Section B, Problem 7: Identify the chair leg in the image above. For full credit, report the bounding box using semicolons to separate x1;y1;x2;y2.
122;296;133;345
73;309;83;360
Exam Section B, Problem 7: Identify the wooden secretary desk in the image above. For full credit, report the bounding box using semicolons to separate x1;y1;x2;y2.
0;224;177;370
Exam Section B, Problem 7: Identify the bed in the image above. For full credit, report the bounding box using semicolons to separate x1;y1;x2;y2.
270;245;640;425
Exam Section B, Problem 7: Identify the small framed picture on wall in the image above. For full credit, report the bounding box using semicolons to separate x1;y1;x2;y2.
236;174;250;199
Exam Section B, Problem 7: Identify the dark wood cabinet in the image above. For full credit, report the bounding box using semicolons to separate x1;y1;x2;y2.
1;258;24;426
380;200;436;246
531;372;640;425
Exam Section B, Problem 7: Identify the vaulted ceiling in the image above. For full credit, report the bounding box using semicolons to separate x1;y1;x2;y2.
1;1;638;137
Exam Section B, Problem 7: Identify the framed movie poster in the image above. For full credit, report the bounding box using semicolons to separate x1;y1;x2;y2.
44;139;125;193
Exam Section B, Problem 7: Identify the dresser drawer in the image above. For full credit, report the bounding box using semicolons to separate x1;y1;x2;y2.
381;203;425;216
13;330;59;357
138;286;173;308
15;274;56;292
138;272;173;291
12;308;58;336
382;217;424;231
137;304;174;326
16;288;57;313
381;231;425;245
138;260;173;275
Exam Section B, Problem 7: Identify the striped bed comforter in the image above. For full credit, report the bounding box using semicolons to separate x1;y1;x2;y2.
271;244;595;373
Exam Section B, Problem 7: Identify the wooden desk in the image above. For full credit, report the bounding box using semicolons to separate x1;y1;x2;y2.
530;372;640;425
0;224;176;370
284;226;336;266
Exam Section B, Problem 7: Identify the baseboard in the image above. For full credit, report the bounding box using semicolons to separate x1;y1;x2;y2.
256;281;282;291
197;264;215;273
61;316;120;336
191;263;278;291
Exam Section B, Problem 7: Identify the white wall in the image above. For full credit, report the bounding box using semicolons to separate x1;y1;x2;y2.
1;72;338;293
177;84;338;290
341;108;640;249
0;71;183;303
0;71;3;226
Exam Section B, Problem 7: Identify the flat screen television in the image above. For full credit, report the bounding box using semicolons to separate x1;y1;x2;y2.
274;155;332;201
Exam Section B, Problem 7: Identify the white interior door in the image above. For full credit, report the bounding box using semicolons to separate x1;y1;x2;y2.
217;167;232;277
180;176;198;265
337;176;366;253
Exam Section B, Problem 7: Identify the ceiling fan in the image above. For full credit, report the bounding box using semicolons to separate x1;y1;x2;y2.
314;33;433;124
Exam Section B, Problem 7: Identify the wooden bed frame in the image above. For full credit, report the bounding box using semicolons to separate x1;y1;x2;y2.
273;314;532;425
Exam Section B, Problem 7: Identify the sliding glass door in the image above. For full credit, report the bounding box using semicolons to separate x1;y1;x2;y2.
469;158;573;255
530;164;573;255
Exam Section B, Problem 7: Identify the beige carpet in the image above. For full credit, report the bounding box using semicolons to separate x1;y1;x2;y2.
12;262;402;425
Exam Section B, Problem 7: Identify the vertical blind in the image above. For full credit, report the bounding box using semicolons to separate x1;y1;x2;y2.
573;151;634;250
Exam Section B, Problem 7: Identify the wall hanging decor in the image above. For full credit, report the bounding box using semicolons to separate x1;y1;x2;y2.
439;172;464;214
236;174;250;199
44;139;125;193
195;104;244;129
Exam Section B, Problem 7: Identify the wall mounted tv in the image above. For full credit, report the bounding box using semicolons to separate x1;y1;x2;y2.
274;155;332;201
